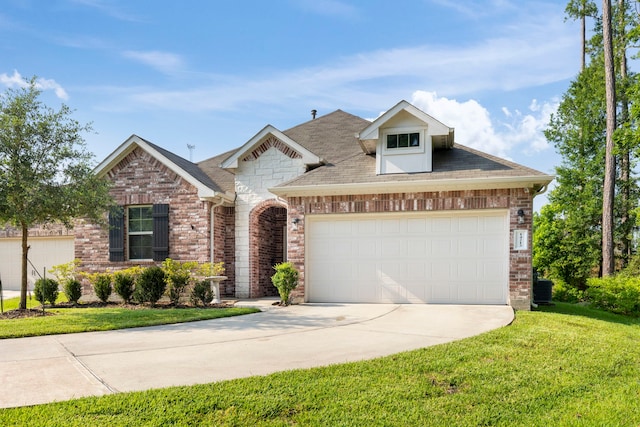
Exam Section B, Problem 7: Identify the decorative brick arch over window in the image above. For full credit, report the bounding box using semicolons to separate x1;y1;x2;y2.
249;199;288;297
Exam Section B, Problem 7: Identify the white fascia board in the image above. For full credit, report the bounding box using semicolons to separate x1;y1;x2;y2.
220;125;321;169
94;135;231;202
269;175;555;197
358;100;453;141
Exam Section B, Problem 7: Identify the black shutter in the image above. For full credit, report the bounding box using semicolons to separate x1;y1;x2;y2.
108;206;125;262
152;204;169;261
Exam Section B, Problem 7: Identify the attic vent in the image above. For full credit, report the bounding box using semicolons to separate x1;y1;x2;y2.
311;109;317;119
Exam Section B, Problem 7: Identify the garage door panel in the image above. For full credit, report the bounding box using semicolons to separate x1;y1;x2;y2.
307;212;508;305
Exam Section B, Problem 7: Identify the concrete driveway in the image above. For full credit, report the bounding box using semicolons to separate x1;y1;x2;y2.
0;302;513;408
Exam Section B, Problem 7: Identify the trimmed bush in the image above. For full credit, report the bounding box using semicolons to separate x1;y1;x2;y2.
93;273;113;303
113;272;135;303
162;259;197;305
63;279;82;304
135;266;166;306
34;278;59;306
190;280;213;306
586;276;640;316
271;262;299;305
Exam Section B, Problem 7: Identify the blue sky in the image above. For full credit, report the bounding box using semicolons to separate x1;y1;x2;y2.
1;0;584;208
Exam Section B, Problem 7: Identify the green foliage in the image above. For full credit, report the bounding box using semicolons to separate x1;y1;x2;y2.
162;258;198;305
134;266;166;306
271;262;299;305
0;80;114;309
551;279;585;303
586;276;640;316
33;278;59;306
620;253;640;277
533;203;599;287
49;259;81;284
63;279;82;304
92;273;112;303
197;261;226;277
190;280;214;306
113;272;135;304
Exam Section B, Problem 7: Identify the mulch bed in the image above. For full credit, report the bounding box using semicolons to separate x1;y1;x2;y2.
0;300;237;319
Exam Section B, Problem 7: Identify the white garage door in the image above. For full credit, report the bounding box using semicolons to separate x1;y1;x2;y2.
306;211;509;304
0;236;74;291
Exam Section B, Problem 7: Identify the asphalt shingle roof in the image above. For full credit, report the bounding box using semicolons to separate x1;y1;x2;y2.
277;143;549;188
171;108;549;193
141;138;229;194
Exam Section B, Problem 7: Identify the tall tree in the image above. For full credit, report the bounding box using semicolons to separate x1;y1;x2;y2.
0;78;113;309
601;0;616;276
565;0;598;70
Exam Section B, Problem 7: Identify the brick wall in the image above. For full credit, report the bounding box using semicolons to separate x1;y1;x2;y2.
249;200;286;298
285;188;534;310
74;147;234;295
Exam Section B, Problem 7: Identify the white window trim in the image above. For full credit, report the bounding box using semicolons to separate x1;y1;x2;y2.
128;205;154;261
381;127;426;155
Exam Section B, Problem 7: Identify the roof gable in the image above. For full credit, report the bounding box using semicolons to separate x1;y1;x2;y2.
220;125;321;170
95;135;232;202
358;100;454;153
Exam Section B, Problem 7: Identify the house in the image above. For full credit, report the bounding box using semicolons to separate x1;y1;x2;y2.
75;100;553;310
0;224;74;292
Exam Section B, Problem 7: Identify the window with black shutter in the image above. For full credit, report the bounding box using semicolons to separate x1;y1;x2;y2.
108;207;125;262
152;204;169;261
108;204;170;261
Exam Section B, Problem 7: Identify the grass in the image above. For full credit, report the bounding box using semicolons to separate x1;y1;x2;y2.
0;297;260;338
1;302;639;426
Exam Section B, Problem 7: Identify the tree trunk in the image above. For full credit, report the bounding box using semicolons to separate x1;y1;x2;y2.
602;0;617;276
618;0;631;267
581;11;586;71
20;223;29;310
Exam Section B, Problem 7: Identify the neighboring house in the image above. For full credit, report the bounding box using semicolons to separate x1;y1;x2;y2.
76;100;553;310
0;224;74;291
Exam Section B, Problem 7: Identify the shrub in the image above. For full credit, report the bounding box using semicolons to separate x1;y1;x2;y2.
34;278;59;306
197;261;225;277
551;279;585;303
586;276;640;316
63;279;82;304
113;272;136;303
162;259;197;305
135;266;166;306
93;273;113;303
271;262;299;305
190;280;213;306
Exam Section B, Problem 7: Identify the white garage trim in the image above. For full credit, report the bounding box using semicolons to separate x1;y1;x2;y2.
305;210;509;304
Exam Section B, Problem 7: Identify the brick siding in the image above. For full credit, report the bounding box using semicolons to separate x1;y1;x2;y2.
74;147;234;295
285;188;534;310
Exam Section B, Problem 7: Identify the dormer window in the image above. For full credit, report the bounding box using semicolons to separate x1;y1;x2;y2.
386;132;420;149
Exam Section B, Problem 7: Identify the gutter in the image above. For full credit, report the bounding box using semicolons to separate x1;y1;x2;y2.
269;175;555;197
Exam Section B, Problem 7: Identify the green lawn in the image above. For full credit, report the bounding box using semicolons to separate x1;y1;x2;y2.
1;303;639;426
0;297;259;338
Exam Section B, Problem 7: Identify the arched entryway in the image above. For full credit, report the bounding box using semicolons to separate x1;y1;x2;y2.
249;200;288;297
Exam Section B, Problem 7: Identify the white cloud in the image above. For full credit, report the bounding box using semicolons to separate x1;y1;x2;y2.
0;70;68;100
122;50;185;74
411;90;557;158
70;0;141;22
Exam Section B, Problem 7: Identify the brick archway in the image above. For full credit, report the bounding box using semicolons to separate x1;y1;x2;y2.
249;199;288;298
